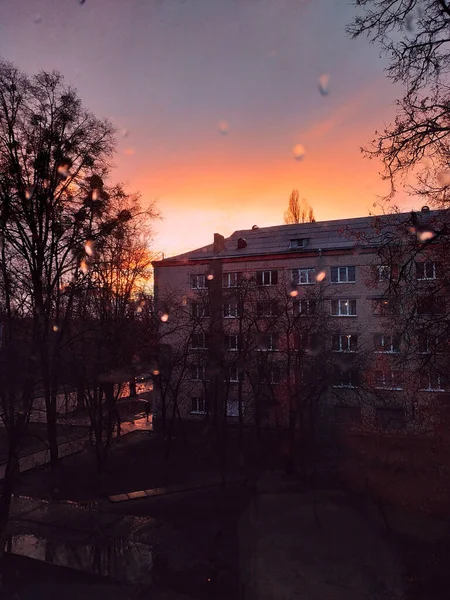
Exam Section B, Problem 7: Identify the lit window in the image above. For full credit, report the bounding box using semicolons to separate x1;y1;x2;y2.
332;334;357;352
372;298;396;315
331;299;356;316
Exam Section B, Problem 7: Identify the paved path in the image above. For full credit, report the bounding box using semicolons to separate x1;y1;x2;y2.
239;472;405;600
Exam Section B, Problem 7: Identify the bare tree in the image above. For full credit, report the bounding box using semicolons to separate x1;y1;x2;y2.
284;190;315;224
349;1;450;203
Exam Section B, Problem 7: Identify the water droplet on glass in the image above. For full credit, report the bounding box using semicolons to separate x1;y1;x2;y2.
318;73;329;96
124;148;135;156
160;313;169;322
182;295;187;306
437;170;450;186
405;13;414;33
152;369;160;376
289;290;298;298
52;324;59;332
33;14;42;24
43;179;50;189
122;128;129;138
316;270;326;282
92;189;99;201
79;0;86;5
57;164;71;178
292;144;306;161
85;239;94;256
206;274;214;281
418;230;435;242
218;120;228;135
136;306;142;313
25;186;34;200
80;259;89;274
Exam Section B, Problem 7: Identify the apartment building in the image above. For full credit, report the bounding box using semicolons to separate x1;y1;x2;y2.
152;208;449;434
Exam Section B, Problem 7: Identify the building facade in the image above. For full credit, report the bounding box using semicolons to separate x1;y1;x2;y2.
152;209;450;435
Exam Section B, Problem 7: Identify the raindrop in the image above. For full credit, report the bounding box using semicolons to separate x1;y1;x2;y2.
316;270;326;282
25;186;34;200
405;13;414;33
57;164;71;178
160;313;169;322
289;290;298;298
80;259;89;274
318;73;329;96
182;295;187;306
218;120;228;135
92;189;99;201
52;325;59;332
85;239;94;256
33;14;42;24
206;274;214;281
124;148;135;156
437;170;450;186
292;144;306;161
122;128;130;138
136;306;142;313
152;369;160;376
418;230;435;242
43;179;50;189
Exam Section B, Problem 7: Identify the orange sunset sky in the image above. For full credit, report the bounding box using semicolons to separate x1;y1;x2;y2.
2;0;418;257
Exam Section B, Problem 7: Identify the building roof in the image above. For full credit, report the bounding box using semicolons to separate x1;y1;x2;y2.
155;209;443;264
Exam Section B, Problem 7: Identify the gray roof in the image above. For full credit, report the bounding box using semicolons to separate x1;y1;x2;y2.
159;210;443;262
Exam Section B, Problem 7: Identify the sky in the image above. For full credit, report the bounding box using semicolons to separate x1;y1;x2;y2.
1;0;415;257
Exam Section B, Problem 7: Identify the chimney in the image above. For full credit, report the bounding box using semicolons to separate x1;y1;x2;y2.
213;233;225;256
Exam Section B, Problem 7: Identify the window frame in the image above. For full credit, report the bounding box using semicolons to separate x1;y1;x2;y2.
222;272;240;288
330;266;356;284
256;332;279;351
373;369;403;390
416;261;442;281
373;334;401;354
190;396;207;414
256;270;278;286
332;367;359;388
190;274;207;289
223;302;240;318
190;364;206;381
289;238;308;249
225;334;240;351
332;334;357;353
191;332;207;350
293;299;317;316
292;267;316;285
331;299;357;317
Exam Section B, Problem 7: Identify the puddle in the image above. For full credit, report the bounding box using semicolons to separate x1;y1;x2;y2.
5;532;152;584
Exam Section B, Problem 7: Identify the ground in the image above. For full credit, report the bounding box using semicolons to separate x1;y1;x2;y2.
2;418;450;599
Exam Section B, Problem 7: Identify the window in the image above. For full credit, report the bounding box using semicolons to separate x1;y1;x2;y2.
289;238;308;249
190;274;206;289
376;408;405;431
292;268;315;285
334;406;362;425
331;299;356;316
190;397;206;414
223;302;240;318
256;301;278;317
373;370;402;390
256;270;278;286
418;333;446;354
330;266;356;283
293;299;316;316
372;298;396;315
378;264;399;282
256;332;278;351
191;333;207;350
420;371;448;392
190;364;206;381
189;302;209;318
225;334;241;351
259;365;281;385
294;332;319;353
223;365;241;383
333;367;358;388
226;400;239;417
373;334;400;353
416;261;443;281
417;296;445;315
222;272;240;288
332;334;357;352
